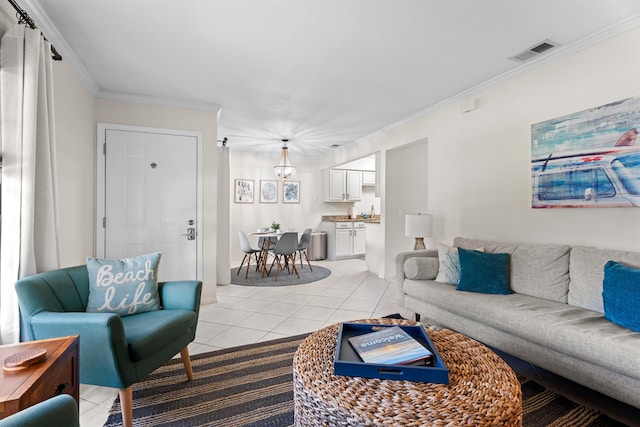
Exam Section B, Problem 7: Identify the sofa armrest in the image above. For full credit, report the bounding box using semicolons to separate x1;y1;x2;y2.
394;249;438;306
30;311;135;388
158;281;202;315
0;394;79;427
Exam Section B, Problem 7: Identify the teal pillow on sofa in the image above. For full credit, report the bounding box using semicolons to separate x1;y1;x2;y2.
457;248;511;295
603;260;640;332
86;252;161;316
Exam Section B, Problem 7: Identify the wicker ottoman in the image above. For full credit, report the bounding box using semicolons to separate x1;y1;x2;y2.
293;318;522;426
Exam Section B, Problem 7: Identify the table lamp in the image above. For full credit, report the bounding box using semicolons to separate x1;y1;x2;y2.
405;213;433;250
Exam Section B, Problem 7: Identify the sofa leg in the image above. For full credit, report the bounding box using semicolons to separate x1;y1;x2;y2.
181;346;194;381
119;387;133;427
414;313;421;322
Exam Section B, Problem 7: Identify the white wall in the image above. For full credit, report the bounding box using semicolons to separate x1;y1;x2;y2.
229;152;323;265
310;27;640;276
95;99;220;303
304;28;640;277
424;28;640;251
384;140;429;276
52;61;96;267
0;2;13;33
228;150;382;267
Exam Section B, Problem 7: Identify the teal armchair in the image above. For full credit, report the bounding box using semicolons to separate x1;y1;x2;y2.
15;265;202;427
0;395;79;427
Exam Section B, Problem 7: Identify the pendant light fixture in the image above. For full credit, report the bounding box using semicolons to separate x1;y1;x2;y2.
274;139;296;181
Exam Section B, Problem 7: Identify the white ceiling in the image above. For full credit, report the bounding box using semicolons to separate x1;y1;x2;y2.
23;0;640;158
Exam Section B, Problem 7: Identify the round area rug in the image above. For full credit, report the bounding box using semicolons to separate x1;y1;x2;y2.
230;264;331;286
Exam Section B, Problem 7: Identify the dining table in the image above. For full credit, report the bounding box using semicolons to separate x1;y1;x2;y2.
250;230;299;277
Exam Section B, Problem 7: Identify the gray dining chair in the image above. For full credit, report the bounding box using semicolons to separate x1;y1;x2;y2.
237;230;262;279
297;228;313;271
268;232;300;281
257;236;278;277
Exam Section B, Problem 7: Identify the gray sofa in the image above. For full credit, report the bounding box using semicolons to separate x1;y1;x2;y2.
395;237;640;409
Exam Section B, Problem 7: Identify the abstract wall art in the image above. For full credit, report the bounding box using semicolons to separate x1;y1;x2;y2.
234;179;254;203
283;181;300;204
260;180;278;203
531;96;640;208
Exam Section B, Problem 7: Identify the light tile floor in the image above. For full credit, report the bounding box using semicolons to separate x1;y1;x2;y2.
79;258;411;426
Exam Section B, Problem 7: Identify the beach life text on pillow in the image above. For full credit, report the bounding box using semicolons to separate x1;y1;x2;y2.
86;252;162;316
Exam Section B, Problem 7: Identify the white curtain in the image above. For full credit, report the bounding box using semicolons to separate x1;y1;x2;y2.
0;25;59;344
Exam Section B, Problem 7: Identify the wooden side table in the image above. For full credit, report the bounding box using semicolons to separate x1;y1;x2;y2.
0;335;79;420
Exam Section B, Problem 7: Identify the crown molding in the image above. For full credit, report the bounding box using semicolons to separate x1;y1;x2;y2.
357;14;640;144
97;90;222;114
21;0;224;115
20;0;100;94
16;3;640;136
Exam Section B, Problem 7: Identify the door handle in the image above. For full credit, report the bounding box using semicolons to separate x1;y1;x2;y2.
182;228;196;240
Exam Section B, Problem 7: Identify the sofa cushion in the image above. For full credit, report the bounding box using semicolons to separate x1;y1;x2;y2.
122;309;196;361
86;253;161;317
404;257;439;280
457;248;511;294
402;279;640;380
569;247;640;314
603;261;640;332
455;237;570;303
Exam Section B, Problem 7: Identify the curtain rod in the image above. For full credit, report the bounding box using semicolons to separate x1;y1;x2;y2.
7;0;62;60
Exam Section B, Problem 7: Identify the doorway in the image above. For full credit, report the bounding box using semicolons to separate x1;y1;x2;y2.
96;123;203;281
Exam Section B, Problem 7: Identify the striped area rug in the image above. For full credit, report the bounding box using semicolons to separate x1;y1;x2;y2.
104;334;625;427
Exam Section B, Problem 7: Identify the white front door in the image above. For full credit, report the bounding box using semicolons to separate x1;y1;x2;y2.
97;124;201;282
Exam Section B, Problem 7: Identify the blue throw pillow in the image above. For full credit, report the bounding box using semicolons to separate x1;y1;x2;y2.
86;252;161;317
602;260;640;333
457;248;511;295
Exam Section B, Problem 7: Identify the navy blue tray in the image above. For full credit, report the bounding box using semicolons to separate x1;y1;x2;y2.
334;323;449;383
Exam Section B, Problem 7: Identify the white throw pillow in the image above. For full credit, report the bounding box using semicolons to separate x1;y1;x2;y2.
434;243;484;285
434;243;460;285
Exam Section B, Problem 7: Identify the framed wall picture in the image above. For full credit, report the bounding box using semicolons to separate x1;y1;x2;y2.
234;179;254;203
260;180;278;203
283;181;300;203
531;96;640;209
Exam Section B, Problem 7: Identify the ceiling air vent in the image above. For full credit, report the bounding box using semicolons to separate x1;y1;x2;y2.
509;39;556;62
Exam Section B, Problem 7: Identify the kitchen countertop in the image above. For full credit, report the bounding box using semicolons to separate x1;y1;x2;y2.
322;215;381;224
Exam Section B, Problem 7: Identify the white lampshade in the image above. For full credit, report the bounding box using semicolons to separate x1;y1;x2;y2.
405;214;433;238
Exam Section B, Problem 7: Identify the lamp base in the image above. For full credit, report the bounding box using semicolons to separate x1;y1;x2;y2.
413;238;426;251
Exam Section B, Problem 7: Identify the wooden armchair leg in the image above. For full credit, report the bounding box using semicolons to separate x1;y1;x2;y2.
119;386;133;427
181;346;194;380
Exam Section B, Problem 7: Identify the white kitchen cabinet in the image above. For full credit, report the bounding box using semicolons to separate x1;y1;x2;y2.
334;223;353;257
362;170;376;186
324;169;362;202
352;222;366;255
346;170;362;200
324;221;366;259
